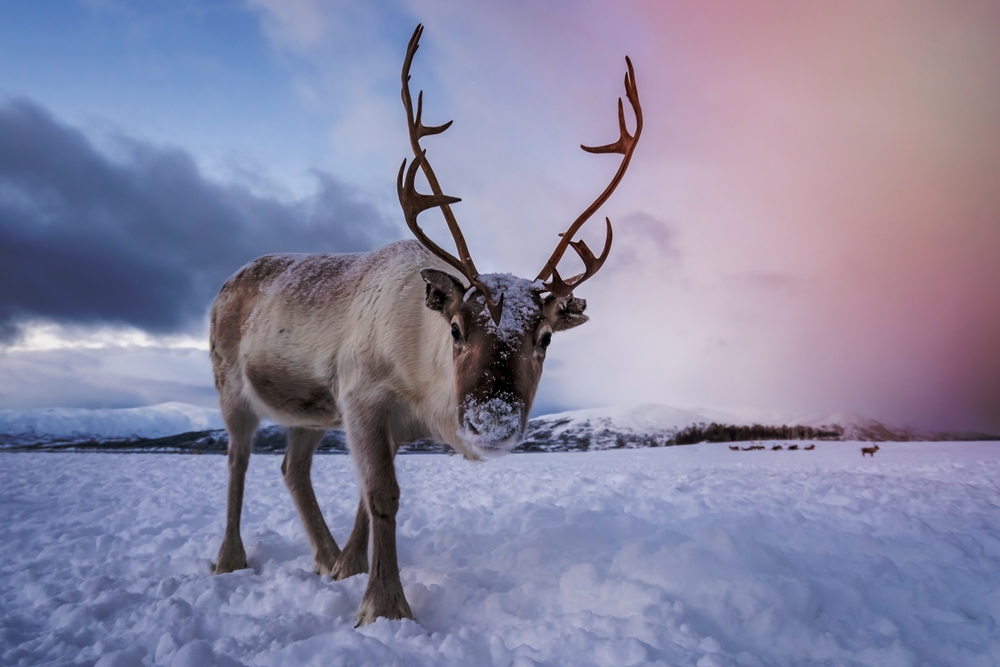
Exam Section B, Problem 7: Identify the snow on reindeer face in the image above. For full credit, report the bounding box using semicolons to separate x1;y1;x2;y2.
422;270;589;460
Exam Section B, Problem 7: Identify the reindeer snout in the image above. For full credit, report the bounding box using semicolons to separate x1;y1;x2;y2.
459;396;525;457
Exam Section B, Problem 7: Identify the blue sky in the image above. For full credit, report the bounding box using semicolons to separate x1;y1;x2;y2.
1;2;364;193
2;1;999;432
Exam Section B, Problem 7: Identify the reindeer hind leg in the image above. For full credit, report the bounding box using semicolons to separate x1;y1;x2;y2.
215;399;258;574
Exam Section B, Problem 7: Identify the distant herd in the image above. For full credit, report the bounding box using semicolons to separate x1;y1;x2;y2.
727;443;881;456
727;444;816;451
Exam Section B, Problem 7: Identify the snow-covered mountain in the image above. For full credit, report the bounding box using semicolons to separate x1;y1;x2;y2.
0;402;224;446
0;403;982;452
5;401;989;452
522;404;725;451
518;403;849;452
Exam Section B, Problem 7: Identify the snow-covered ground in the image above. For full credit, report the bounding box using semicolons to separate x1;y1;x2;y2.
2;442;999;666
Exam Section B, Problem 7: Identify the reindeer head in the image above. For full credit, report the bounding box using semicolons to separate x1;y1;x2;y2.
420;270;588;457
397;24;642;458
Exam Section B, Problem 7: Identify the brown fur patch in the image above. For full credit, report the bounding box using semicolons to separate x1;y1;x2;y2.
280;254;357;307
246;361;337;420
210;255;300;391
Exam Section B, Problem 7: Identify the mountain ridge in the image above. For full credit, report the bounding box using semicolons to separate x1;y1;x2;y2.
3;402;996;452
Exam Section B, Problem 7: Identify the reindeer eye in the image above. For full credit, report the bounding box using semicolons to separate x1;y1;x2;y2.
539;332;552;350
451;323;461;341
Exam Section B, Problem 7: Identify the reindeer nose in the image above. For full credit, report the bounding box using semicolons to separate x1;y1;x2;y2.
460;396;525;453
461;412;519;440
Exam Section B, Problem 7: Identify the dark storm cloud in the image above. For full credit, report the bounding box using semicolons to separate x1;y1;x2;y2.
0;98;399;340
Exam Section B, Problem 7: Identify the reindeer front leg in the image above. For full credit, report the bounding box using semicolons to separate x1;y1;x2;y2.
283;426;341;575
345;401;413;625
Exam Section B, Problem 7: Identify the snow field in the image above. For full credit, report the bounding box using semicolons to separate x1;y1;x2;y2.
1;442;999;666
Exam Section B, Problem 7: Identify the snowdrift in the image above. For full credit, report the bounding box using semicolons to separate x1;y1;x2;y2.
2;443;998;665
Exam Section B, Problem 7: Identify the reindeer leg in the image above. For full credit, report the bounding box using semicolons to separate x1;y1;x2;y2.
215;406;258;574
283;426;341;575
333;498;369;580
346;401;413;625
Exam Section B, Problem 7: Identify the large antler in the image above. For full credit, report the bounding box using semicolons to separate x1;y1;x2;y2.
397;24;504;324
536;57;643;298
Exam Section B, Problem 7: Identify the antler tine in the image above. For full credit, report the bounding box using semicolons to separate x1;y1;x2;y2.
536;56;642;293
580;57;641;156
397;154;505;323
544;217;614;298
415;91;453;139
396;152;465;276
400;24;504;324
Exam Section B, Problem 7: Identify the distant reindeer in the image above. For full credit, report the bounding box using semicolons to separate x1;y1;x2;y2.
861;444;880;457
740;445;754;451
787;444;799;451
208;25;642;624
804;444;815;451
729;445;740;451
771;445;783;451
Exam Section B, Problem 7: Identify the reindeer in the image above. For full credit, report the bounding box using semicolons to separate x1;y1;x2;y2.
729;445;740;451
771;445;783;451
208;25;642;625
861;444;880;457
804;444;815;451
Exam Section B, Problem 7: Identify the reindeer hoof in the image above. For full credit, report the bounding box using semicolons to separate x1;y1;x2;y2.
214;540;248;574
355;580;413;626
313;549;341;577
332;547;369;580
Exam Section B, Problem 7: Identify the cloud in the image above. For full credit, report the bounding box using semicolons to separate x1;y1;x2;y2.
602;211;681;277
0;98;398;341
0;345;216;410
246;0;329;51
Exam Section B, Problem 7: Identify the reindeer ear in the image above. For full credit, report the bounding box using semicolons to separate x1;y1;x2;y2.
421;269;465;314
544;294;589;331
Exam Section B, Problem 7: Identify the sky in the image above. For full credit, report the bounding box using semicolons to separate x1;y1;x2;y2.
1;1;998;433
